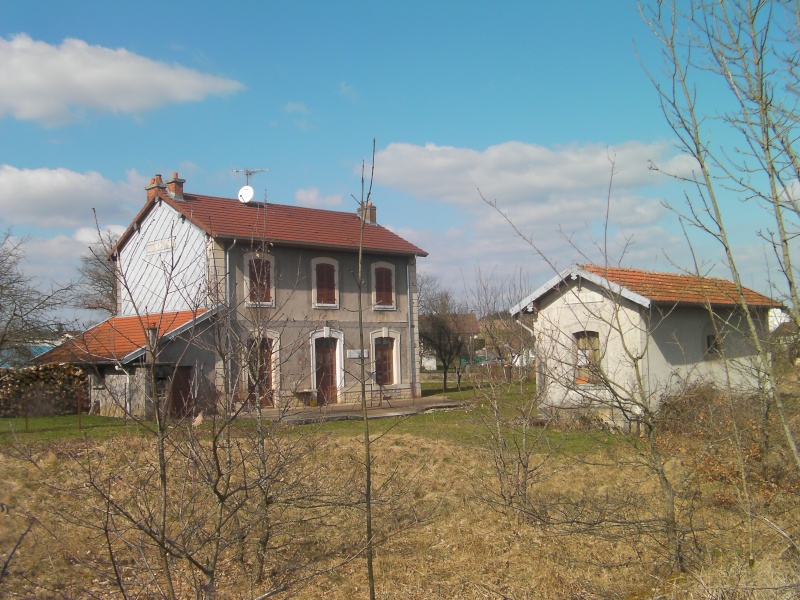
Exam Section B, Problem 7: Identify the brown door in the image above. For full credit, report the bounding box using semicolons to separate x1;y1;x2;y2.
170;366;193;418
315;337;338;405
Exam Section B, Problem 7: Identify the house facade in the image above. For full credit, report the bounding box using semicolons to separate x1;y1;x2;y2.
38;173;427;417
510;264;781;421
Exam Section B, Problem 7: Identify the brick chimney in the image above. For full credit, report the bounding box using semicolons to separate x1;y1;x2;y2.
166;172;185;201
146;174;167;202
358;201;377;224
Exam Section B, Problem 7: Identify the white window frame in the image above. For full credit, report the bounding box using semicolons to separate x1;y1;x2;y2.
309;327;345;391
244;252;276;307
371;261;396;310
370;328;402;386
311;257;339;309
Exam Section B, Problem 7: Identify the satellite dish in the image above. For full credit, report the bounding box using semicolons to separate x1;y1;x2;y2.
238;185;254;203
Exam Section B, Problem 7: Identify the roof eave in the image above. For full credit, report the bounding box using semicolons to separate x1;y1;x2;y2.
211;234;427;257
509;264;651;316
121;306;219;363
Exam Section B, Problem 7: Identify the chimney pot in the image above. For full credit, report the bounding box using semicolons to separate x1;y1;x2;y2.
166;172;186;201
146;173;168;202
358;201;377;224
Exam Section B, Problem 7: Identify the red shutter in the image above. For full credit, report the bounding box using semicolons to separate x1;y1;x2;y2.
316;263;335;304
375;267;393;306
249;258;271;303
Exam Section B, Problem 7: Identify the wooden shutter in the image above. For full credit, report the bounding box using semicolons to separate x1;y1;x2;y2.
249;258;271;303
375;267;393;306
316;263;336;304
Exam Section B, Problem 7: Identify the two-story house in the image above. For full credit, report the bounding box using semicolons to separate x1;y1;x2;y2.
38;173;427;417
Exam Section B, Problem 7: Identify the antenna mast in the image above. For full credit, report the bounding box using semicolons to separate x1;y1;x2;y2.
233;168;269;186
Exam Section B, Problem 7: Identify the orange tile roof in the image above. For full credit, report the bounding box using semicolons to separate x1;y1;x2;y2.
581;265;780;308
116;190;427;257
35;309;210;364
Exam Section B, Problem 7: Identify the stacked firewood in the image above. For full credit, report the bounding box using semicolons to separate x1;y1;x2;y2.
0;364;89;418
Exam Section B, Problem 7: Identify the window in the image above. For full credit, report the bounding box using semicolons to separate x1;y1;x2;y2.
372;262;396;309
247;337;273;406
574;331;600;385
312;258;338;308
706;334;722;359
245;253;274;306
374;337;394;385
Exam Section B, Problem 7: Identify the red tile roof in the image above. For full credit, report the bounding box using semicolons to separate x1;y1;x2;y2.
35;309;210;364
581;264;780;308
116;190;427;257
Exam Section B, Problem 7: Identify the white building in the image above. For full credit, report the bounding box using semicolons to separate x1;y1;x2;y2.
510;264;781;422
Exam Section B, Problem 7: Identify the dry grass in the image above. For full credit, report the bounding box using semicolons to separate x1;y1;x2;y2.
1;402;799;599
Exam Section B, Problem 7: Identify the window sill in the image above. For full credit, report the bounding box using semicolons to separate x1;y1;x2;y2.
373;305;396;311
246;302;275;308
313;303;339;310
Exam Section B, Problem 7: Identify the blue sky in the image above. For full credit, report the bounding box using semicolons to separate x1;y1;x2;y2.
0;0;778;323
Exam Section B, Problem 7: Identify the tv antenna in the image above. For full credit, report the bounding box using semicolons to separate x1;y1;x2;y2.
233;168;269;204
233;168;269;186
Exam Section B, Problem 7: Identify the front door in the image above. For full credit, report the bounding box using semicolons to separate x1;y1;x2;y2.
315;337;338;405
170;366;193;418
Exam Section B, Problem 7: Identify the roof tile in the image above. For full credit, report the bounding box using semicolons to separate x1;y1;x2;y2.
118;191;427;257
35;309;208;364
581;265;780;308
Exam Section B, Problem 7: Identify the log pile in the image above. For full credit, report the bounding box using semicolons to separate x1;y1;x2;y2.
0;364;89;418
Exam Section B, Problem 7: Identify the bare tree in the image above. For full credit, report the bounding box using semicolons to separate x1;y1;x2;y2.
0;230;71;366
418;284;473;392
15;212;359;598
76;229;118;316
468;265;533;369
640;0;800;471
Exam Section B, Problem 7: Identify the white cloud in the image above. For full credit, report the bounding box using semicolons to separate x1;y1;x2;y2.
338;81;358;101
283;102;310;114
294;187;343;208
372;140;701;295
375;140;690;205
0;165;146;229
0;34;244;125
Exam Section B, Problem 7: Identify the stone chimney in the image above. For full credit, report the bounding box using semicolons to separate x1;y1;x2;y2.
358;201;377;224
166;172;185;201
146;174;167;202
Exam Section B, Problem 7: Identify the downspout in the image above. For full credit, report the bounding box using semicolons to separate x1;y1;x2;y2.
407;260;417;398
226;239;238;399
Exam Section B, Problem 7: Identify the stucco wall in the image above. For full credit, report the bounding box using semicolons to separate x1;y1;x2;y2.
534;278;770;416
213;241;422;404
534;279;646;411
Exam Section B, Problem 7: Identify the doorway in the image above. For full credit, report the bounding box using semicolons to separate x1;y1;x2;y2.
314;337;338;405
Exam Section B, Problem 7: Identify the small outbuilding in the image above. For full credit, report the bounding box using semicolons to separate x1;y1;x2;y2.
510;264;781;421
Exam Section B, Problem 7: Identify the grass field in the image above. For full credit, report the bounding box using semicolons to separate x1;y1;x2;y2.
1;381;798;598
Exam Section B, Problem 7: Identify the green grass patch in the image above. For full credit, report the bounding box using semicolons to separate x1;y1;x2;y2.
0;415;141;443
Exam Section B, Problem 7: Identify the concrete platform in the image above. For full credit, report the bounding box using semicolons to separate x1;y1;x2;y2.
257;395;468;424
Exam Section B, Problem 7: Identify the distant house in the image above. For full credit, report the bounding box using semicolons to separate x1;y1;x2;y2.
37;173;427;417
510;264;781;420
